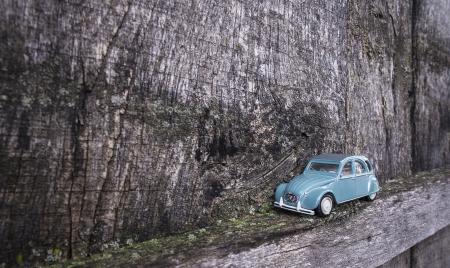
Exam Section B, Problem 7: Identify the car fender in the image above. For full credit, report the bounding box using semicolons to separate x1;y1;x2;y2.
301;185;336;210
274;183;287;201
368;175;380;193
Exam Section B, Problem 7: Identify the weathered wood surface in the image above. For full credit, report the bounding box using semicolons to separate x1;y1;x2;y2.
173;171;450;267
1;0;450;263
53;168;450;267
380;225;450;268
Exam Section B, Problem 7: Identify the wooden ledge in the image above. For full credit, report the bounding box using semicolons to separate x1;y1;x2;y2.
188;170;450;267
55;168;450;267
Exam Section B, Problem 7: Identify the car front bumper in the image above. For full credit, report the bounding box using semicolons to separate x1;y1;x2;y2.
274;197;315;215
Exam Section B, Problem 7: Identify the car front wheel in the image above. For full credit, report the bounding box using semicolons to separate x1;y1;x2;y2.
316;194;334;217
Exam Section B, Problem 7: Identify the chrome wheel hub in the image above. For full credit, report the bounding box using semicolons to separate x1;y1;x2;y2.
321;197;333;215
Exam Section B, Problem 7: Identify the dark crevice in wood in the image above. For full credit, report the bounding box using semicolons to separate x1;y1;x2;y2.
410;0;420;172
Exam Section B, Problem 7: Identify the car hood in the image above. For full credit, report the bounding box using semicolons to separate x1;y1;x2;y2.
284;172;336;195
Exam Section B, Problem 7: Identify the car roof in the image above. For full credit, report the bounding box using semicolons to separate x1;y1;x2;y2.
310;153;368;163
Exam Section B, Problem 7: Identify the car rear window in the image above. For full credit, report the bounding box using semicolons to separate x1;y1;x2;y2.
308;162;339;173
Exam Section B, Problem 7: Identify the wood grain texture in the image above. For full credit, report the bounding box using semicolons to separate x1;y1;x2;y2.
0;0;449;263
52;169;450;267
380;225;450;268
177;173;450;268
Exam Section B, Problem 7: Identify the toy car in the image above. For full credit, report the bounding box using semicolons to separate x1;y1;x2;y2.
274;154;380;217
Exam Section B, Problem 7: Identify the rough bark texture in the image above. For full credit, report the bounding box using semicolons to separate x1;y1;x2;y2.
0;0;449;262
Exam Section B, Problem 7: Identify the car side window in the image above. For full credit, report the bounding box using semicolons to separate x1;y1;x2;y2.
355;160;367;175
341;161;353;177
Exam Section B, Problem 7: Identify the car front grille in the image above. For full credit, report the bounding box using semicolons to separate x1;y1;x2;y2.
284;192;298;205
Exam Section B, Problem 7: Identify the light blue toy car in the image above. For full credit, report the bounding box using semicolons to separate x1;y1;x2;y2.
274;154;380;217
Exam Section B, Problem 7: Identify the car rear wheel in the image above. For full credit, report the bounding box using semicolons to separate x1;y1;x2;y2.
316;194;334;217
366;192;377;201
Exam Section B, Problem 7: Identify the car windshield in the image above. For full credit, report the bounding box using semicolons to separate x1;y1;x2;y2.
308;162;339;173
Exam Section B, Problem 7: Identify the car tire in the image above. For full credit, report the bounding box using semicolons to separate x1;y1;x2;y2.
315;194;334;217
366;192;377;201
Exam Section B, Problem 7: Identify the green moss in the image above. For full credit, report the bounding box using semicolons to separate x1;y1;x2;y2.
135;238;161;250
257;202;276;215
48;168;450;267
16;253;24;266
65;260;87;268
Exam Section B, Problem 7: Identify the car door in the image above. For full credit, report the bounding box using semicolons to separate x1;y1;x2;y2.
334;160;355;202
354;160;370;196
